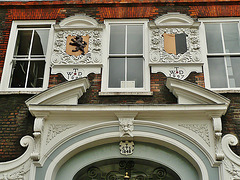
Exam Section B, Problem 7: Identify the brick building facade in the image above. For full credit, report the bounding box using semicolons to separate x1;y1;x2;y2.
0;1;240;179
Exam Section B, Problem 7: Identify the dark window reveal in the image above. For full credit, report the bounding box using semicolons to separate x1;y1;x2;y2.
10;28;49;88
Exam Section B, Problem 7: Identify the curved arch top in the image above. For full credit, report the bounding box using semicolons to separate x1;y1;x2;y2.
153;12;199;27
31;125;221;180
59;14;100;27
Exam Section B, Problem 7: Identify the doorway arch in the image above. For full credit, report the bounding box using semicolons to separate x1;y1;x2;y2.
55;142;199;180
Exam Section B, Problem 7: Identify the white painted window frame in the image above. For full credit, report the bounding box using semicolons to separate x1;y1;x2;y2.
101;19;150;93
0;20;55;93
200;18;240;92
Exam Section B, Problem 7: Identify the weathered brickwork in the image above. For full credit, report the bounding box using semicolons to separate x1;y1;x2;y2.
0;1;240;161
48;73;67;88
0;95;34;162
222;94;240;156
79;72;203;105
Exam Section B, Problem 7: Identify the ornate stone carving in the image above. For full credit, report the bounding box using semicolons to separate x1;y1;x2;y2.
52;29;102;65
119;141;134;155
222;134;240;179
224;159;240;179
179;124;210;146
31;117;45;161
119;118;134;137
46;124;75;144
0;166;26;180
150;28;201;63
213;117;224;160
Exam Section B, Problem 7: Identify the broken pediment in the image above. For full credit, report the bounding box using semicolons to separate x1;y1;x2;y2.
166;77;230;105
25;78;90;106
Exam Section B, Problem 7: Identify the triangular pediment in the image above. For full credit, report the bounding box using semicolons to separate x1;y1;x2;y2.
26;78;90;106
166;77;230;105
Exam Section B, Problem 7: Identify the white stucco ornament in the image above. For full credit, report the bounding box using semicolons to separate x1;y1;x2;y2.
149;13;202;80
51;15;104;80
119;141;134;155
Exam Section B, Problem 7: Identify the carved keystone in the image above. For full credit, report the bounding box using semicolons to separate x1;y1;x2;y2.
115;112;138;139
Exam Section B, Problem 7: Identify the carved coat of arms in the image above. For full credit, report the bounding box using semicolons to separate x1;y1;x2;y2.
119;141;134;155
66;35;89;56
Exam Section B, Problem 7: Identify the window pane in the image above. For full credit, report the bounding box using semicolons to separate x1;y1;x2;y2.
27;61;45;88
127;57;143;88
109;25;125;54
205;24;223;53
230;56;240;87
10;61;28;88
109;58;125;88
222;23;240;53
31;29;49;56
127;25;143;54
208;57;228;88
14;30;32;56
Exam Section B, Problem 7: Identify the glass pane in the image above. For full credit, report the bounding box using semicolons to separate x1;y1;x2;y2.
127;57;143;88
10;61;28;88
230;56;240;87
31;29;49;56
208;57;228;88
222;23;240;53
74;159;181;180
127;25;143;54
27;61;45;88
109;25;125;54
14;30;32;56
205;24;223;53
109;58;125;88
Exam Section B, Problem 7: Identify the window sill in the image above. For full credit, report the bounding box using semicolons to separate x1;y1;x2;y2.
0;90;41;95
99;91;153;96
213;89;240;94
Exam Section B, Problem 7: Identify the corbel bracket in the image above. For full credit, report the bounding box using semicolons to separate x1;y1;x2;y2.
30;115;48;161
212;116;224;161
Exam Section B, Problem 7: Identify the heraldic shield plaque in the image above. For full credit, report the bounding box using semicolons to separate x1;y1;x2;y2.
66;35;89;56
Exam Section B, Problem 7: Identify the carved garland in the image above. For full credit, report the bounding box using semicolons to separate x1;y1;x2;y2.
150;28;201;63
46;124;75;144
179;124;210;146
52;30;102;65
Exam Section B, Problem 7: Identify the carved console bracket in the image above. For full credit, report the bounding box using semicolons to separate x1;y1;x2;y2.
212;116;224;161
115;112;138;140
51;15;104;80
222;134;240;180
31;115;48;161
149;13;202;80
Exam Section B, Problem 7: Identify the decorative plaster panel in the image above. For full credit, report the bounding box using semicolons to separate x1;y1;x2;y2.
52;30;102;65
179;124;210;146
51;15;103;80
149;13;202;80
46;124;75;144
149;28;201;64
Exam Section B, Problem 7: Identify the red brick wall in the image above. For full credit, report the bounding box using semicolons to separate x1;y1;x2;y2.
0;95;34;162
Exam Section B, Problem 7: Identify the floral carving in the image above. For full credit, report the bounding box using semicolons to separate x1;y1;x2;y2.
52;30;102;65
150;28;201;63
179;124;210;146
224;159;240;179
46;124;75;144
0;166;25;180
